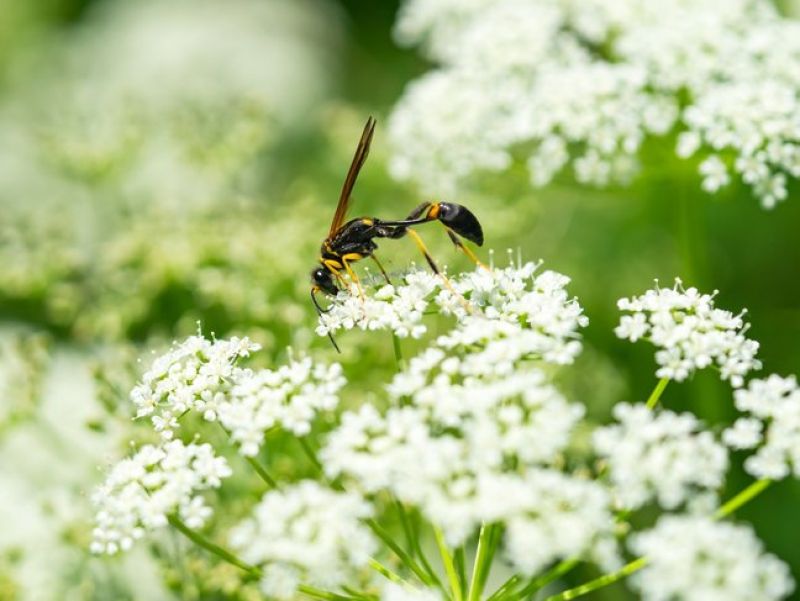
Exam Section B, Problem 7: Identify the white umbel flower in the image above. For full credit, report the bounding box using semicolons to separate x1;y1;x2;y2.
229;481;376;598
389;0;800;208
91;440;232;555
630;515;794;601
322;269;592;546
724;374;800;479
217;356;345;456
317;262;588;366
593;403;728;510
502;469;619;575
131;335;260;439
616;279;760;387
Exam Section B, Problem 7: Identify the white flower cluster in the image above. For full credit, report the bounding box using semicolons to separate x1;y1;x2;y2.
217;357;345;457
594;404;727;510
91;440;231;555
318;262;588;365
630;515;793;601
615;280;760;386
131;336;343;454
389;0;800;207
131;335;260;438
724;374;800;479
317;270;441;340
229;481;376;599
322;270;616;571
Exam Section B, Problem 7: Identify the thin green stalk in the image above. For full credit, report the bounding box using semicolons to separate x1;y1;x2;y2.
244;455;278;488
645;377;670;410
299;436;324;472
455;546;468;597
396;500;416;558
167;515;257;574
715;479;772;519
409;507;444;588
543;557;648;601
510;557;581;600
218;422;277;488
434;526;464;601
370;558;406;585
486;575;521;601
367;519;437;587
298;584;359;601
467;523;498;601
392;333;407;372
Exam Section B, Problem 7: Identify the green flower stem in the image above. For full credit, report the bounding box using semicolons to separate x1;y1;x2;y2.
299;436;325;472
244;455;278;488
544;478;774;600
367;519;438;587
218;422;277;488
486;575;521;601
715;478;772;518
508;556;581;600
645;377;670;410
408;507;444;588
369;558;406;585
455;546;468;595
434;526;464;601
298;585;361;601
543;557;648;601
392;333;407;372
467;523;499;601
167;515;257;574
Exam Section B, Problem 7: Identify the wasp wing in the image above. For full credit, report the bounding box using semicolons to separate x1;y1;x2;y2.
328;116;376;238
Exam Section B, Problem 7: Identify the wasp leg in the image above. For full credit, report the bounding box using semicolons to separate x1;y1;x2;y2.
370;254;393;286
311;287;341;353
404;229;472;314
323;260;349;290
340;254;365;300
445;229;490;271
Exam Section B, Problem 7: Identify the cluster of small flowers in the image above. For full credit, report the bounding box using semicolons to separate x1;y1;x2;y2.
594;403;727;510
91;440;231;555
724;374;800;479
389;0;800;207
217;357;345;457
318;262;588;366
130;335;260;438
130;335;343;455
322;267;617;573
615;279;760;387
629;515;793;601
316;270;440;340
229;481;376;599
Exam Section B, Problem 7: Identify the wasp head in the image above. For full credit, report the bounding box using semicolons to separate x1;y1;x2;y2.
311;267;338;296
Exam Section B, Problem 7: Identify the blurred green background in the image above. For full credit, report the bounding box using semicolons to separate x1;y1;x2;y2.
1;0;799;599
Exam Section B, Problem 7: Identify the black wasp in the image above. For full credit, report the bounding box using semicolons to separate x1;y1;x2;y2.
311;116;485;350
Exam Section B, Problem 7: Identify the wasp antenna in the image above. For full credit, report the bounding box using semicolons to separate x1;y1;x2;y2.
311;288;342;353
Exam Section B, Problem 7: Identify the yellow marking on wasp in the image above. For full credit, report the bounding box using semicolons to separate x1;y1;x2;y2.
361;218;374;226
341;255;365;300
427;203;441;220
